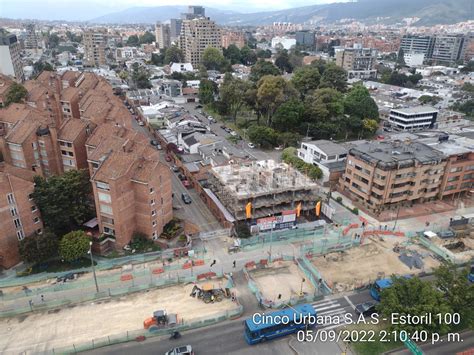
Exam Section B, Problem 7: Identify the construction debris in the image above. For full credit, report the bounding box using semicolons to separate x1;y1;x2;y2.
399;252;424;269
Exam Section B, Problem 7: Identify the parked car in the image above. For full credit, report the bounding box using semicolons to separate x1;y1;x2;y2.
439;229;456;239
150;140;159;146
178;173;186;181
248;142;255;149
230;131;237;136
181;193;192;204
355;302;377;317
156;144;162;150
166;345;194;355
165;155;172;162
171;165;180;172
56;272;76;283
195;104;203;109
138;121;145;126
274;146;284;150
182;180;191;188
220;125;227;130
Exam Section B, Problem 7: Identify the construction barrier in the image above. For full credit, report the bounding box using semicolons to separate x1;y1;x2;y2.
120;274;133;281
152;268;164;274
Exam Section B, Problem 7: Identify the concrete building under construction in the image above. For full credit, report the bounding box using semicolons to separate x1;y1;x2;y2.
207;160;320;222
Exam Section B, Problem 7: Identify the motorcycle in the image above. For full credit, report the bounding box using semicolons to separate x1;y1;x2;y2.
169;331;181;340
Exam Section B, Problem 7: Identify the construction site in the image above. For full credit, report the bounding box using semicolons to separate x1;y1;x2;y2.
0;278;239;354
311;235;442;293
207;160;321;221
245;259;316;306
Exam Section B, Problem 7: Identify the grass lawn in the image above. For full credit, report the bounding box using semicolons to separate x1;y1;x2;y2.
345;322;403;355
21;257;96;275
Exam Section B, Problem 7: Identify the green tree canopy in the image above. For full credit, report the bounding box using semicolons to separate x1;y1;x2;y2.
223;44;241;65
291;66;321;98
310;59;328;75
150;52;164;66
164;45;184;64
202;47;227;71
48;33;60;48
240;46;257;66
4;82;28;106
32;169;95;236
126;35;140;47
139;31;155;44
319;64;347;92
257;75;297;125
198;79;217;105
418;95;442;105
272;99;305;132
59;230;90;262
219;73;252;122
131;63;152;89
247;125;278;148
250;60;280;82
305;88;344;122
344;84;379;120
378;276;452;334
275;50;293;73
18;230;59;264
256;49;272;59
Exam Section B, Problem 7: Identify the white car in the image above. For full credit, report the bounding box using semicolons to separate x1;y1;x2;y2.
230;131;237;136
165;345;194;355
248;142;255;149
138;121;145;126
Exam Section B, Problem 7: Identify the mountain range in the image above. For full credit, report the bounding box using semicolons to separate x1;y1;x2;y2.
89;0;474;26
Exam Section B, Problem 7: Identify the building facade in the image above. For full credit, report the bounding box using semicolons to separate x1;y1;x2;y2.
296;31;315;49
155;22;171;49
180;17;221;66
335;46;377;80
389;106;438;131
83;30;106;67
221;30;245;49
170;19;183;42
431;34;466;64
0;30;24;81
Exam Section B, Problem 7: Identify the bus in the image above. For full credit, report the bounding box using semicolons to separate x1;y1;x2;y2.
244;304;316;345
370;278;393;301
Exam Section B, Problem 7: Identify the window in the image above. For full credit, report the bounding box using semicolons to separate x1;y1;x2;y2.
34;217;40;224
101;215;114;225
28;193;34;200
96;181;110;191
98;192;112;203
447;176;460;182
99;204;113;214
445;185;456;191
7;193;15;204
151;210;156;216
10;207;17;217
16;230;25;241
149;187;154;194
152;220;157;227
450;167;463;173
103;226;115;235
31;205;37;212
37;229;42;234
152;231;157;238
13;218;21;228
150;199;155;205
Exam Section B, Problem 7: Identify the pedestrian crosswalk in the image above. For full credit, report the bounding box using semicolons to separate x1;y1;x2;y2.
311;298;351;330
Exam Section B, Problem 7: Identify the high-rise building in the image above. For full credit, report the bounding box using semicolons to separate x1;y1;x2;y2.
182;5;206;20
180;17;221;66
221;30;245;49
296;30;315;49
83;30;106;67
431;34;466;64
388;106;438;131
400;35;435;58
24;23;39;52
155;22;171;49
335;45;377;80
0;30;24;81
170;19;183;42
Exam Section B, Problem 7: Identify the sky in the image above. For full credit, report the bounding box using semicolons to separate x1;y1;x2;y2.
0;0;347;21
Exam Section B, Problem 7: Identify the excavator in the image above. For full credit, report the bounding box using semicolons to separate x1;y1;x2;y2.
189;283;230;303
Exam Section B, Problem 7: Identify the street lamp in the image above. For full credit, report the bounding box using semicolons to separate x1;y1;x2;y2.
89;241;99;293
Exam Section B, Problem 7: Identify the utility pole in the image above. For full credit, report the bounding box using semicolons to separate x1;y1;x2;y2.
89;242;99;293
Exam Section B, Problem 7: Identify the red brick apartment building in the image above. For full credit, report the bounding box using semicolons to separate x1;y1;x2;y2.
0;71;172;268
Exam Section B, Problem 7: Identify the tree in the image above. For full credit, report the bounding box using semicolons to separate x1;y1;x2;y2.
32;169;95;236
256;49;272;59
247;125;278;148
408;73;422;85
277;131;301;148
126;35;139;46
198;79;217;105
164;46;184;64
319;64;347;92
223;44;241;65
362;119;379;135
291;66;321;98
344;84;379;120
139;31;155;44
461;82;474;94
131;63;152;89
305;88;344;122
250;60;280;82
220;73;252;122
378;276;452;334
59;231;90;262
460;61;474;73
48;33;60;48
275;50;293;73
272;99;305;132
418;95;442;105
310;59;328;75
18;230;59;264
452;99;474;117
256;75;297;125
202;47;226;71
4;82;28;106
396;48;406;67
435;263;474;330
33;61;54;77
240;46;257;66
151;52;164;66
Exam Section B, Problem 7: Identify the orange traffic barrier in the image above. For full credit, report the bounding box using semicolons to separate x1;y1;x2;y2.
245;261;256;269
182;262;192;269
152;268;164;274
260;259;268;266
120;274;133;281
194;259;205;266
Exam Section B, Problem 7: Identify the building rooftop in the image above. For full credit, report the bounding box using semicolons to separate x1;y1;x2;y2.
304;139;347;156
210;160;318;199
418;135;474;156
58;118;92;142
391;106;438;114
349;140;446;170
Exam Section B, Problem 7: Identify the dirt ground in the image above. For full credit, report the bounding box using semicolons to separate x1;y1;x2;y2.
430;235;474;263
312;237;440;293
0;279;238;354
249;261;315;302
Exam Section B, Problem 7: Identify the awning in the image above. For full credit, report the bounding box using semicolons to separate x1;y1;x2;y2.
83;217;98;228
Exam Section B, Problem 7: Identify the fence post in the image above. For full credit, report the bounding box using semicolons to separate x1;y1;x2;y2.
73;344;77;354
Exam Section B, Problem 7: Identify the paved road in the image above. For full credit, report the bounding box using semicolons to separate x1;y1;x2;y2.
87;292;366;355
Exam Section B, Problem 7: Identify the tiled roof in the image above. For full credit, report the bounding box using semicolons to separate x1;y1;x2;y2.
58;118;91;142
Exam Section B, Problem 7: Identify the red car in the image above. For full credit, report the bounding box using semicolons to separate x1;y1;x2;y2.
182;180;190;188
165;155;172;162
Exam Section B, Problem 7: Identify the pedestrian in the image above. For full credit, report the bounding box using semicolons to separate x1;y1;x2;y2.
210;259;216;267
232;260;236;268
41;294;44;302
384;225;388;231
